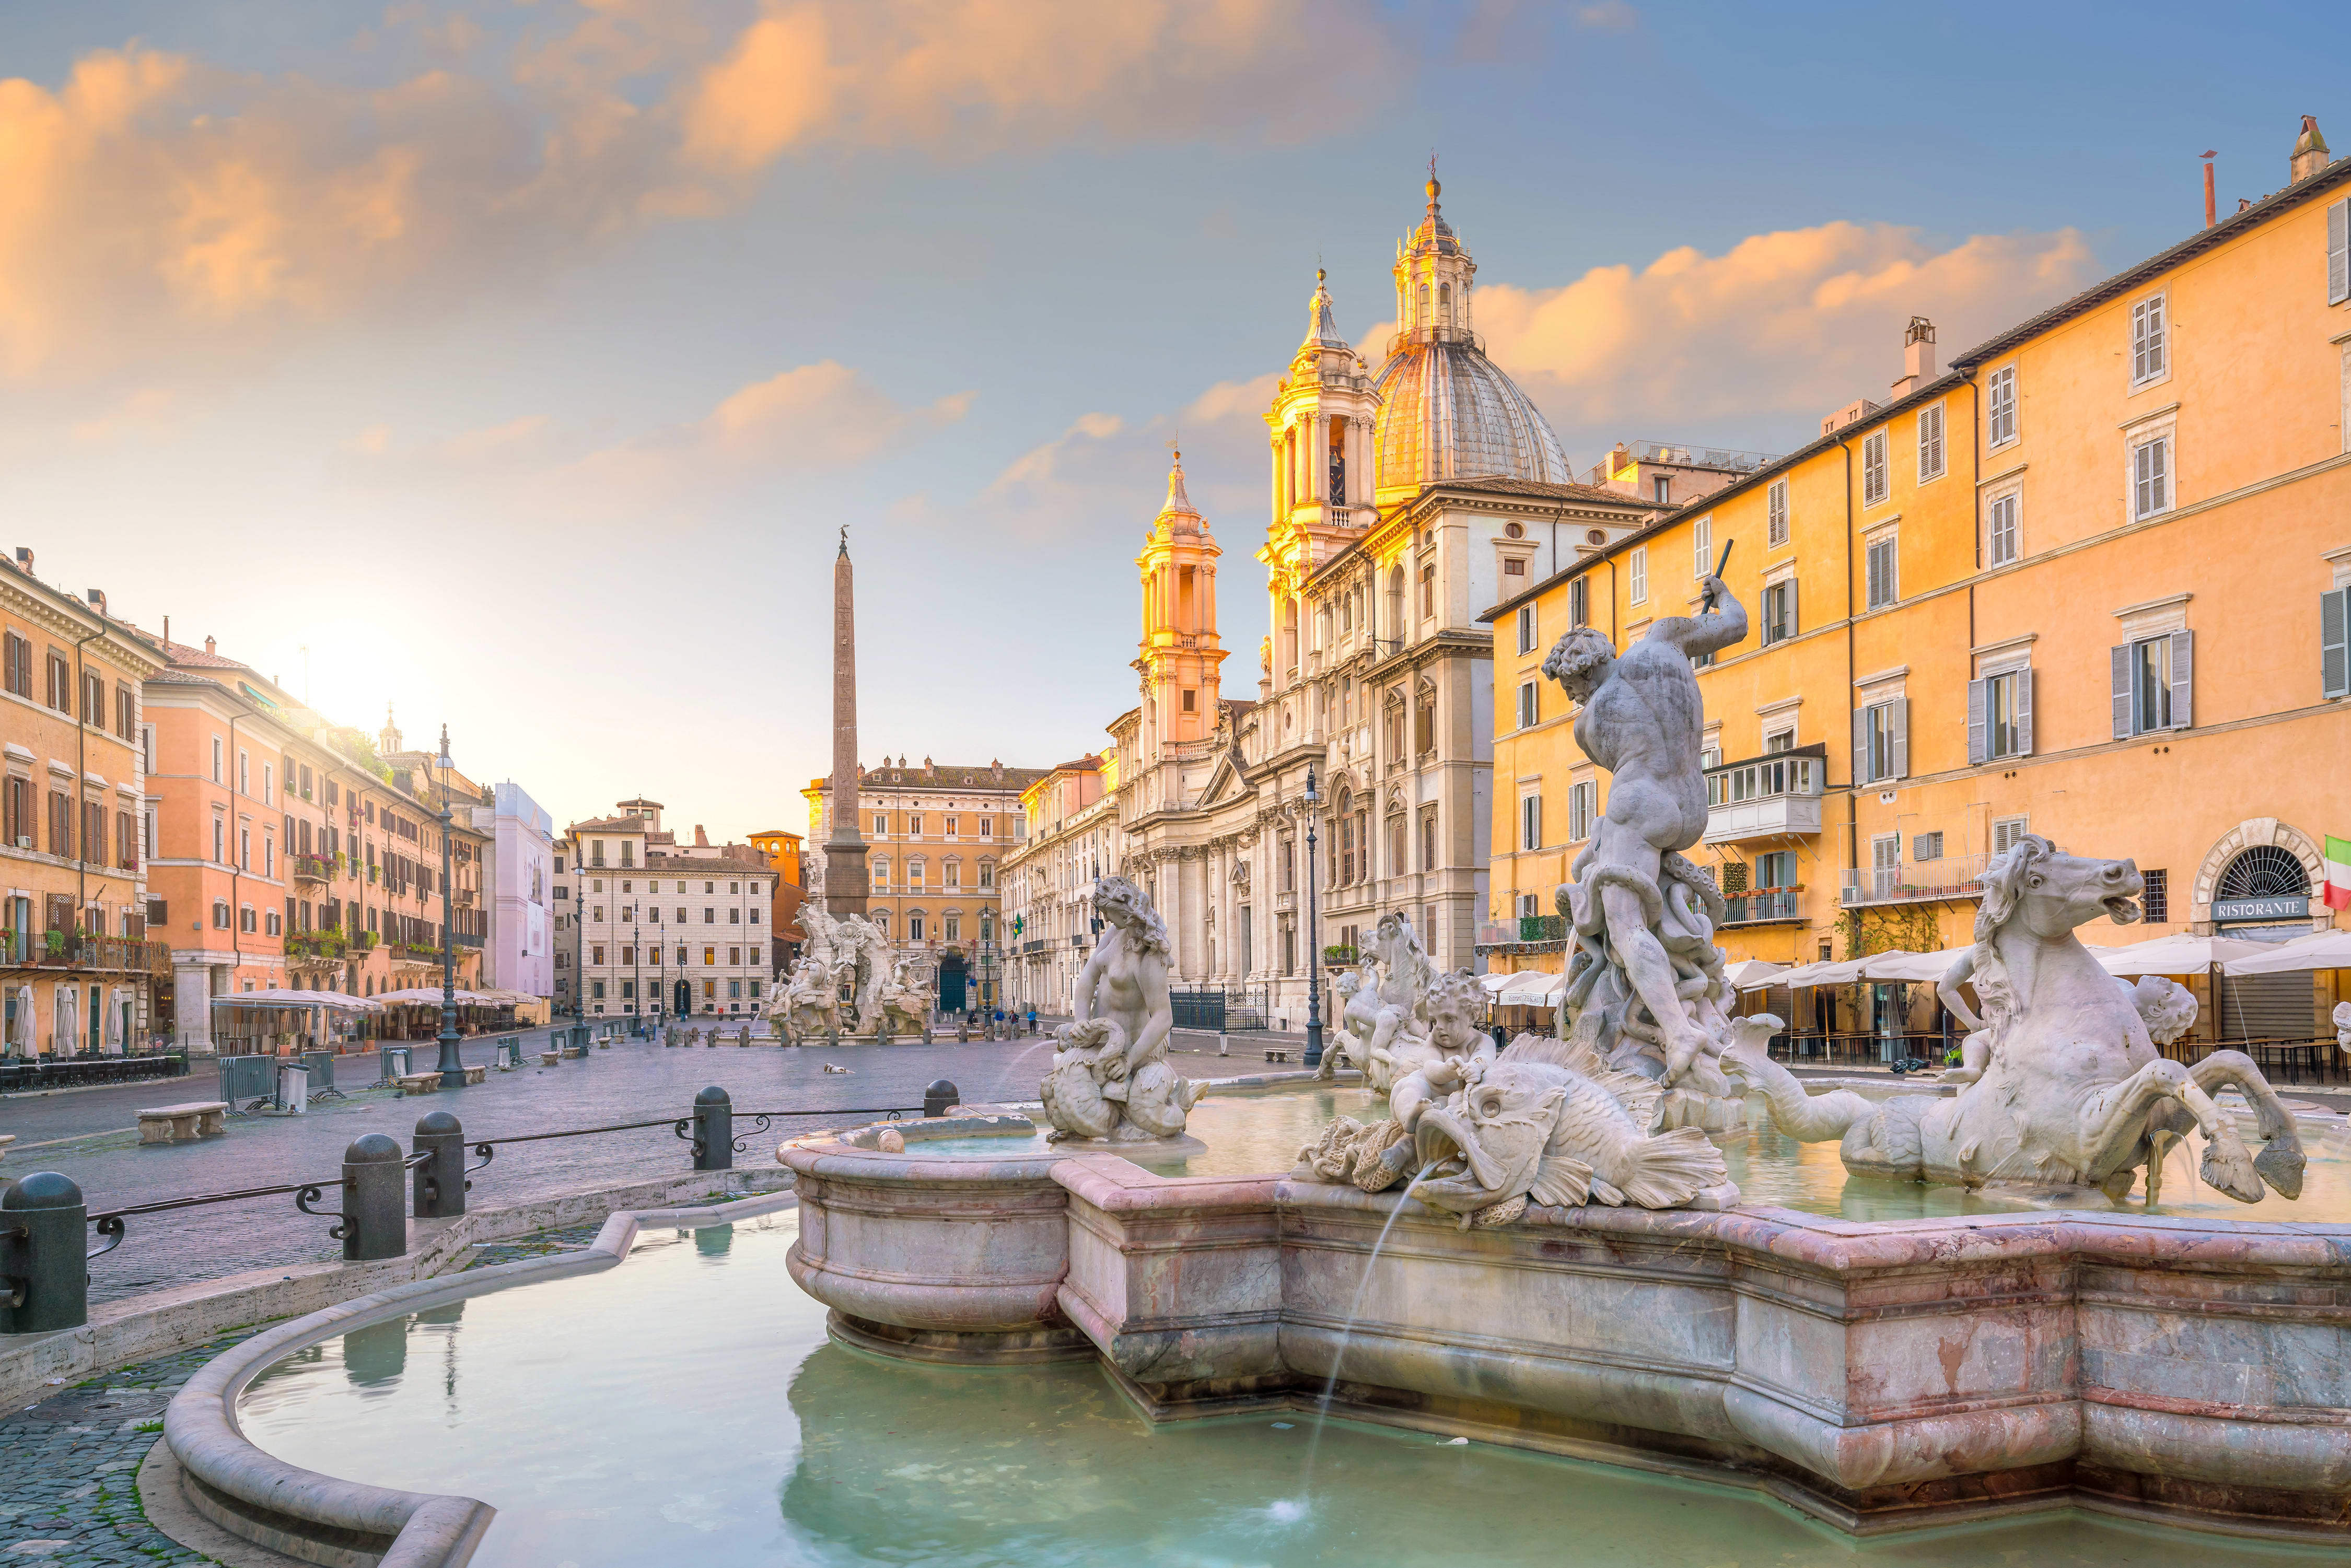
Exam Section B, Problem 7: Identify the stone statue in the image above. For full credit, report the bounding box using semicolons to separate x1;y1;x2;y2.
2333;1000;2350;1056
1727;835;2307;1204
1324;968;1370;1079
875;957;934;1040
1541;576;1746;1131
1326;911;1430;1086
1038;876;1202;1143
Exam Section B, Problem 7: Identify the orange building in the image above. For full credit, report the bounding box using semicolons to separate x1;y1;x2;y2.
748;827;806;973
1485;120;2351;1047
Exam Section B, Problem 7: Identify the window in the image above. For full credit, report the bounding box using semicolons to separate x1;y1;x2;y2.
908;914;925;941
265;910;281;937
1;633;27;697
1420;564;1436;618
1760;579;1796;646
2131;435;2171;519
1515;604;1536;655
1854;699;1907;784
1519;794;1541;851
1516;680;1538;729
1993;816;2031;856
1987;365;2018;447
1865;535;1898;610
1985;492;2020;566
1691;514;1712;581
909;813;924;835
45;652;69;711
591;981;606;1000
1766;479;1788;547
213;900;230;929
80;671;103;729
262;762;273;804
1861;429;1889;507
1503;557;1524;578
239;905;256;933
1421;812;1438;872
2141;868;2170;923
1969;668;2033;763
978;816;993;837
1764;730;1793;753
1756;849;1797;889
978;860;995;888
1181;689;1196;712
909;858;925;889
702;945;715;965
2324;586;2350;699
1629;545;1647;605
1567;577;1588;629
2113;631;2192;736
1567;781;1596;842
872;812;888;836
703;907;715;923
1871;834;1901;895
943;817;958;837
1652;475;1670;505
2130;294;2167;387
1916;403;1946;482
238;751;249;797
1387;815;1405;876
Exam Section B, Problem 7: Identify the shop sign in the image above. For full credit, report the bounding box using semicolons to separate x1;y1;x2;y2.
2212;895;2308;922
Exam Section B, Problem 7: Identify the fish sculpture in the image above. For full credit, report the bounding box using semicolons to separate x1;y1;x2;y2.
1410;1029;1738;1227
1039;1018;1204;1142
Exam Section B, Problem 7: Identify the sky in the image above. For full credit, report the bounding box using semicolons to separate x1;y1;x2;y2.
4;0;2346;845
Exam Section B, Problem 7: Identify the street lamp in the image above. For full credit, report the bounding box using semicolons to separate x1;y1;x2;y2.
433;728;463;1089
1302;763;1324;1069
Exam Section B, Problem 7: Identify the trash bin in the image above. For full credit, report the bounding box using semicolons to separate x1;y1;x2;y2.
379;1045;413;1084
275;1060;311;1114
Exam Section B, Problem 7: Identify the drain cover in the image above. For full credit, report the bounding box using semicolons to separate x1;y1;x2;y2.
9;1390;171;1424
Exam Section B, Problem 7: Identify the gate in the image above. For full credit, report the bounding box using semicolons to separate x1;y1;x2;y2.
1170;990;1225;1030
938;954;968;1012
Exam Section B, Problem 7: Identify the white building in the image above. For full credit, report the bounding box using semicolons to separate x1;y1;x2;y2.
473;781;553;1004
999;752;1122;1015
567;799;774;1018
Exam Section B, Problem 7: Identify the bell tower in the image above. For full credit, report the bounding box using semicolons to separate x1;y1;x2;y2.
1133;447;1226;758
1265;270;1379;537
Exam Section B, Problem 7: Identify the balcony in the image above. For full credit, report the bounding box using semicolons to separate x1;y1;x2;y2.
1719;887;1805;927
1703;746;1825;846
1841;853;1989;908
1475;915;1569;954
284;931;348;962
6;933;170;975
292;855;332;884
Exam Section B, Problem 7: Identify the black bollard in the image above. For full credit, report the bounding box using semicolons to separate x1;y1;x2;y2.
923;1079;959;1118
412;1110;467;1219
693;1085;733;1171
341;1134;407;1261
0;1172;89;1333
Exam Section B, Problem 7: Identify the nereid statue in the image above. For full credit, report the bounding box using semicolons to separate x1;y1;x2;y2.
1039;876;1202;1143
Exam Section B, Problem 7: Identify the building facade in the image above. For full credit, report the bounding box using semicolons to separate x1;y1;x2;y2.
1101;181;1655;1024
474;781;554;1005
801;758;1037;1012
568;800;775;1017
1484;121;2351;1044
0;557;164;1058
747;826;806;976
1000;753;1121;1013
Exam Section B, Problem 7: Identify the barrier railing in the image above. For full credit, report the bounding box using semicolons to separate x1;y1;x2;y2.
0;1081;958;1335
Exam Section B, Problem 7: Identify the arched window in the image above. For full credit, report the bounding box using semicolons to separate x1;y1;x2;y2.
1335;789;1355;884
1387;566;1405;639
1438;280;1451;325
1417;282;1429;330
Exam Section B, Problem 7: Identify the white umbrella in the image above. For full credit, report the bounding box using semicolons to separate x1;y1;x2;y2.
9;985;31;1055
53;985;77;1055
105;987;127;1052
1496;972;1564;1007
1477;972;1516;996
1771;955;1875;988
2087;933;2268;976
1722;958;1790;991
211;988;382;1010
1859;946;1977;982
2220;927;2351;976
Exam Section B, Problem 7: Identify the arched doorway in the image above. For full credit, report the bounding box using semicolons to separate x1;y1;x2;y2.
672;979;690;1016
2210;845;2320;1042
937;952;967;1013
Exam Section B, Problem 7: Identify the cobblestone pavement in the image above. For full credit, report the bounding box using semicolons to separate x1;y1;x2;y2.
1;1027;1307;1302
0;1331;252;1565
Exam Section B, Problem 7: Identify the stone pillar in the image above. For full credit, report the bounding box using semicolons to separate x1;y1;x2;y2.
174;961;214;1055
824;535;869;917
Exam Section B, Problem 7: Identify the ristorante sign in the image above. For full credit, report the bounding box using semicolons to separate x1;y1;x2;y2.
2213;895;2310;922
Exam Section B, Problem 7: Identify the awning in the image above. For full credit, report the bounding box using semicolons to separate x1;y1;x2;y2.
212;989;383;1011
1770;955;1876;988
1721;958;1789;991
1495;972;1564;1007
373;987;505;1005
2220;928;2351;976
1859;946;1976;982
1478;972;1516;995
2086;933;2269;976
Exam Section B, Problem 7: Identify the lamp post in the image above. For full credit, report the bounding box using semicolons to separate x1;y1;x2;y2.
1302;763;1324;1069
433;731;463;1090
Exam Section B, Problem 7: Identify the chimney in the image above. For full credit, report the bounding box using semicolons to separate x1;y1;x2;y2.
204;636;216;656
1888;317;1937;398
85;588;106;616
2202;151;2217;227
2291;115;2330;183
13;547;29;576
694;824;709;847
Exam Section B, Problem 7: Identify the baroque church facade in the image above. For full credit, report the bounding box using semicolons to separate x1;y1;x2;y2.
1088;176;1659;1022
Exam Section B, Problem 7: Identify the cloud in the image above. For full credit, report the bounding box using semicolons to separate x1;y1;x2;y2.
339;360;971;519
1472;221;2097;458
680;0;1399;171
1574;2;1640;32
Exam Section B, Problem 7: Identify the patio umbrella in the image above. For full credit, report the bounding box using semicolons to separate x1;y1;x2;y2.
1721;958;1790;991
1770;955;1876;988
53;985;76;1055
1858;946;1977;982
1477;972;1516;996
2086;933;2267;976
9;985;31;1055
1495;972;1564;1007
2219;928;2351;976
105;987;128;1052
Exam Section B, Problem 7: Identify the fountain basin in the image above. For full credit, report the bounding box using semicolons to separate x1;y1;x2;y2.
778;1124;2351;1540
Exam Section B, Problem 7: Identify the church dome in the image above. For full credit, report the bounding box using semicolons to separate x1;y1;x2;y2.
1369;172;1573;493
1370;338;1572;491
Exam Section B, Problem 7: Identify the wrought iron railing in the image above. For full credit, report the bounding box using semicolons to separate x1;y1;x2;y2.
1720;887;1803;925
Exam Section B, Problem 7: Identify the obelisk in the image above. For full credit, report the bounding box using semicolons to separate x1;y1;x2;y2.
824;529;869;917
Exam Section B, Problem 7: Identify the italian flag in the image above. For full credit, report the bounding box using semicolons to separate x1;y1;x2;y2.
2329;836;2351;912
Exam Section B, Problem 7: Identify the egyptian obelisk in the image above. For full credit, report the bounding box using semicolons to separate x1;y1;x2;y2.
824;529;869;917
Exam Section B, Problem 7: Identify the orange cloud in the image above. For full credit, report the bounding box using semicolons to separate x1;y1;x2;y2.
1472;221;2098;450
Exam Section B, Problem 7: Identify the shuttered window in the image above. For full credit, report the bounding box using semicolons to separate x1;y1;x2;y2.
1628;546;1648;605
1692;514;1712;581
1916;403;1946;481
2112;630;2193;737
1861;430;1888;507
2130;295;2167;386
1567;781;1596;842
1865;536;1898;610
2132;436;2171;519
1761;579;1796;645
1968;669;2033;764
2329;197;2349;307
2322;587;2349;699
1516;680;1538;729
1987;365;2018;447
1853;699;1907;784
1767;479;1788;546
1519;794;1541;851
1515;604;1535;654
1985;492;2020;566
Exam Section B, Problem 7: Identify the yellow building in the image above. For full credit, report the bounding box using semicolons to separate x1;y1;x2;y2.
1486;120;2351;1047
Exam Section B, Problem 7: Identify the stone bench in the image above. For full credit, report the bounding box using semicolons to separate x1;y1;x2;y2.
540;1050;562;1066
138;1102;229;1144
463;1065;486;1086
395;1072;441;1096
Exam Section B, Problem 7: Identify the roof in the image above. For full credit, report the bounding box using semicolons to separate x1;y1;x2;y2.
1410;476;1654;509
1371;336;1573;492
569;815;646;833
644;852;773;875
814;761;1051;791
1953;153;2351;371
